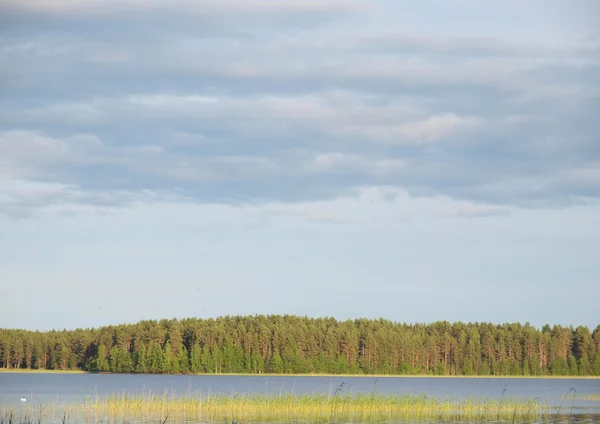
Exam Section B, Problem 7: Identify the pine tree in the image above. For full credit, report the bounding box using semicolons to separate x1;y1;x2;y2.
568;354;578;375
190;344;202;373
578;354;590;376
268;350;284;373
97;344;109;372
109;346;120;372
212;345;223;373
1;317;598;377
149;343;164;373
134;343;148;373
119;347;133;373
162;341;173;374
593;357;600;376
200;345;212;373
522;358;530;376
177;345;190;373
462;359;474;376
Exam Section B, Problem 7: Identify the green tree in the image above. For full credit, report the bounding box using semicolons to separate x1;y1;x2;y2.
134;343;148;373
268;350;284;373
548;358;569;376
177;345;190;373
334;355;350;374
109;346;132;373
190;344;202;373
109;346;120;372
163;341;173;373
250;353;265;373
119;347;133;372
578;354;590;376
212;345;223;373
568;354;578;376
593;357;600;376
522;358;530;376
97;344;109;372
462;359;474;376
201;345;212;373
149;343;164;373
1;316;598;377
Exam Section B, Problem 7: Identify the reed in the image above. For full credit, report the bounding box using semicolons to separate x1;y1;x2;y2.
575;393;600;401
1;392;553;423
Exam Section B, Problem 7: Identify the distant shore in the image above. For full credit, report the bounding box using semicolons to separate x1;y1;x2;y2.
0;369;86;374
1;369;598;379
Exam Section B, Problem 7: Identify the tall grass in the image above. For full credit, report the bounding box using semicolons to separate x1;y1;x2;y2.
575;393;600;401
1;392;552;424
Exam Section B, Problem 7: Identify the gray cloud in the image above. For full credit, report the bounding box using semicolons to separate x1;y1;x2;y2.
436;203;510;218
0;0;598;217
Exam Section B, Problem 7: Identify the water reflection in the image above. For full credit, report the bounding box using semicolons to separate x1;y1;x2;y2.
0;374;598;423
1;412;599;424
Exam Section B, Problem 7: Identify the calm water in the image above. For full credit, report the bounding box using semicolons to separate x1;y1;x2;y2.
1;373;599;423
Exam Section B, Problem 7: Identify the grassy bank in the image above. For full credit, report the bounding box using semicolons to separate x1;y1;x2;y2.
1;368;598;379
0;369;85;374
1;393;551;424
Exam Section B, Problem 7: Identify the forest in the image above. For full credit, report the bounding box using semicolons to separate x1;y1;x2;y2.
1;316;599;376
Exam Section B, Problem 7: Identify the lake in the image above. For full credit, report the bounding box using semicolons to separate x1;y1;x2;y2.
1;373;599;423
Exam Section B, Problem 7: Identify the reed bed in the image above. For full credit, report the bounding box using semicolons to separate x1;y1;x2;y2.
1;392;553;424
575;393;600;401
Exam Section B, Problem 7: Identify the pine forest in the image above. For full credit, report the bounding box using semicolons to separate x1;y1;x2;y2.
1;316;599;376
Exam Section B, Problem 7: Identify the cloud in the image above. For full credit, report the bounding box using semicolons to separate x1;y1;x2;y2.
551;163;600;199
355;32;600;62
306;213;352;224
437;203;510;218
0;131;105;179
0;0;598;217
0;0;367;40
0;177;190;218
0;178;103;218
0;0;367;15
357;33;541;57
391;114;478;143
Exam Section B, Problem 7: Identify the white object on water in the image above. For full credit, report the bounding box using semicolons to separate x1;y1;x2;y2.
21;398;27;402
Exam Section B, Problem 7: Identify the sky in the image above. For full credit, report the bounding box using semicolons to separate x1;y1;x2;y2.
0;0;599;332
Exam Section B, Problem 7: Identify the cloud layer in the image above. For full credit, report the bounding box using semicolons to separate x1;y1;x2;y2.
1;0;599;218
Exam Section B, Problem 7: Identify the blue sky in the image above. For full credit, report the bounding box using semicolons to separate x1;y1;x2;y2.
0;0;598;331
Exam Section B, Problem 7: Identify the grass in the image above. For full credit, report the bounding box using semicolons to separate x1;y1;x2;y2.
1;392;552;424
1;368;599;379
575;393;600;401
0;369;85;374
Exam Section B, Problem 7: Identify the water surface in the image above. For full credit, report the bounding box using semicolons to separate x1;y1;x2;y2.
1;373;598;423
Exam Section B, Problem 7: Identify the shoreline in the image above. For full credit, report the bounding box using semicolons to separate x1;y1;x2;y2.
0;369;86;374
0;369;598;379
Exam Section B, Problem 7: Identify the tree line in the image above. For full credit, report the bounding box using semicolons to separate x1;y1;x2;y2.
1;316;599;376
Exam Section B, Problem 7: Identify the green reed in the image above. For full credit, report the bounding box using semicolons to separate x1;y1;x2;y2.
575;393;600;401
1;392;553;424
